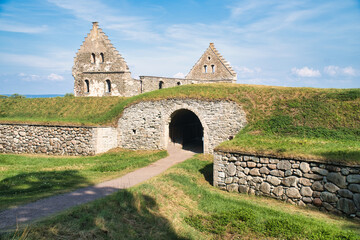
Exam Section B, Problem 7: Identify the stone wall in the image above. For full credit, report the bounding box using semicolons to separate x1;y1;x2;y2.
214;150;360;219
0;124;116;156
140;76;234;94
117;99;246;153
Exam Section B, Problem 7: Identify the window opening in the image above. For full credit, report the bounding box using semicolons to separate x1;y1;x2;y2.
85;80;90;93
211;65;215;73
208;56;211;60
106;80;111;93
159;81;164;89
177;82;181;86
204;65;207;73
91;53;96;64
100;53;104;63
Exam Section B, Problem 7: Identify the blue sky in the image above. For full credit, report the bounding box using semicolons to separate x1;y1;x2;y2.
0;0;359;94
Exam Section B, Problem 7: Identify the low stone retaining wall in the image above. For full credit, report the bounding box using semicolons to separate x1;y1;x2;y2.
214;150;360;219
0;124;117;156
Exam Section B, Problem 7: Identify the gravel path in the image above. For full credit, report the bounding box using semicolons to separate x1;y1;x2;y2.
0;145;195;231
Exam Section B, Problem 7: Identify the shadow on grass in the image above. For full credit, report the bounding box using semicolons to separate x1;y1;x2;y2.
319;150;360;164
0;170;90;208
199;163;213;185
5;190;189;240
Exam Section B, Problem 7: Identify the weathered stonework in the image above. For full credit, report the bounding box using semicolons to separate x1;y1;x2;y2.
214;150;360;219
0;124;116;156
73;22;237;97
117;99;246;153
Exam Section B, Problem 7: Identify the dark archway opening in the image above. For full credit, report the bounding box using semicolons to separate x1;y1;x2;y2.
169;109;203;153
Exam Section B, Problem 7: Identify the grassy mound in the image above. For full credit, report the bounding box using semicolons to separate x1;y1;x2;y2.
0;149;166;210
1;84;359;162
5;155;359;239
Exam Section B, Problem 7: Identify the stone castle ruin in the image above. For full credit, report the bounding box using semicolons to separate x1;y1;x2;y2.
73;22;237;97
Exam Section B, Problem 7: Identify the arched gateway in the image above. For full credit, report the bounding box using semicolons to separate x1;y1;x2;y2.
169;109;204;153
117;99;246;154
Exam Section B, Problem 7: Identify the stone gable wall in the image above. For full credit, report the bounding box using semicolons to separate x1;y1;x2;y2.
214;150;360;219
117;99;246;153
0;124;117;156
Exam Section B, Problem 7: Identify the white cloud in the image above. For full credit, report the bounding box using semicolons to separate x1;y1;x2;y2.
18;73;41;81
235;66;262;75
324;65;356;76
47;73;64;81
291;67;321;77
173;72;185;78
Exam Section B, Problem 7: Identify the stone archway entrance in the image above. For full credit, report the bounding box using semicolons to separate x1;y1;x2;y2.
169;109;203;153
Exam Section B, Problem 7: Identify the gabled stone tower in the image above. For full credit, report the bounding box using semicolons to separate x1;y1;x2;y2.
73;22;140;97
185;43;237;82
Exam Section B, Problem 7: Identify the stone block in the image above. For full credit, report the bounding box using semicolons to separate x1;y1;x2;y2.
313;191;321;198
312;181;324;191
321;192;338;203
239;185;249;193
286;188;301;199
268;164;277;170
282;176;298;187
299;178;312;186
273;186;283;197
260;158;269;164
311;167;328;176
303;173;323;180
337;198;356;214
249;168;261;176
259;167;269;174
338;189;353;199
300;186;313;197
226;163;237;176
349;184;360;193
341;168;350;176
277;160;291;170
354;194;360;209
267;176;281;186
347;175;360;184
324;182;339;193
270;169;284;177
247;162;257;168
302;197;312;203
300;162;310;173
225;177;233;184
313;198;322;207
260;182;271;194
327;172;346;188
227;183;239;192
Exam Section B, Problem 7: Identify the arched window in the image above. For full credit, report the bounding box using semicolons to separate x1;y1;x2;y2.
177;82;181;86
91;53;96;63
159;81;164;89
105;80;111;93
211;65;215;73
85;80;90;93
204;65;207;73
100;53;104;63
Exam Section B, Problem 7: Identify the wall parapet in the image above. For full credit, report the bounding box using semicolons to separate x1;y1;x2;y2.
214;150;360;219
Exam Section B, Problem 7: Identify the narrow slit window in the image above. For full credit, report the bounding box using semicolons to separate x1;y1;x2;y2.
91;53;96;63
106;79;111;93
85;80;90;93
204;65;207;73
159;81;164;89
211;65;215;73
100;53;104;63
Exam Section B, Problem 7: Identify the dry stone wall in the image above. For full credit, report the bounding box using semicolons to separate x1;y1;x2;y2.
214;150;360;219
0;124;116;156
117;99;246;153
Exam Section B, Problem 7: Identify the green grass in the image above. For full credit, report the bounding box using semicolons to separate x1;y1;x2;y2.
4;155;359;239
1;84;359;162
0;149;167;210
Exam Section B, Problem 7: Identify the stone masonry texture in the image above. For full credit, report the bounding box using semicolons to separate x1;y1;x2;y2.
117;99;246;154
214;150;360;219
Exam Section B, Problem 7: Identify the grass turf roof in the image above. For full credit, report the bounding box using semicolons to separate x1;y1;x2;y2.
0;83;359;162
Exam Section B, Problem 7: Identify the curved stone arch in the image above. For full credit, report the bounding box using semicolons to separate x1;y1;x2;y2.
161;104;210;152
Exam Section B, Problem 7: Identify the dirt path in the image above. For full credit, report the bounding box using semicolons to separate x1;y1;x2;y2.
0;145;195;231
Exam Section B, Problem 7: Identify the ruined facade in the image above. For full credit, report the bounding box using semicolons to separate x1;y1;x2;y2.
73;22;237;97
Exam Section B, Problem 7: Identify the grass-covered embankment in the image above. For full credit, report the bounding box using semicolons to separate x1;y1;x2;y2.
0;149;166;210
5;155;359;239
1;84;359;162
